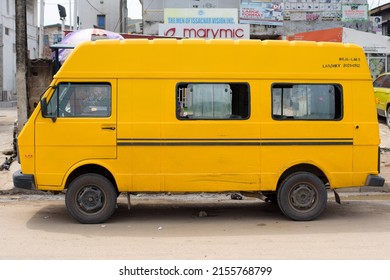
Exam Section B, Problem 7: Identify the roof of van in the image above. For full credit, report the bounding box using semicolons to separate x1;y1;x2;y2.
55;39;370;80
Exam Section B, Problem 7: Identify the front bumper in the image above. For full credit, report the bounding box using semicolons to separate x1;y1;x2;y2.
13;170;36;190
365;174;385;187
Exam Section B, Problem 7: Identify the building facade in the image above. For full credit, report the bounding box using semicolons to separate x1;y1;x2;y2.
42;24;71;59
369;3;390;79
74;0;128;33
370;3;390;36
142;0;372;38
0;0;38;104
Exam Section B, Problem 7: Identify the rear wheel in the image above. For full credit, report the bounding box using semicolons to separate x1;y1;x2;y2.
65;173;117;224
277;172;327;221
386;106;390;127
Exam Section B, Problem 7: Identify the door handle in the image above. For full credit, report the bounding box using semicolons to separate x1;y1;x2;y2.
101;126;116;130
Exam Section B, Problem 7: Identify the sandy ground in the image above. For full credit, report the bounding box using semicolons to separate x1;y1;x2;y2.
1;193;390;259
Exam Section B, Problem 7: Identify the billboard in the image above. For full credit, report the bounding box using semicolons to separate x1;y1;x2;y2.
341;4;368;22
160;8;249;39
240;1;283;26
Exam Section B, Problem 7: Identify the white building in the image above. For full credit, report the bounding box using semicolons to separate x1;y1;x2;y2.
0;0;38;105
142;0;372;38
75;0;128;32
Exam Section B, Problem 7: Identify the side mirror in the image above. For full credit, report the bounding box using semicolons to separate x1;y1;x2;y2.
40;98;48;117
40;98;56;122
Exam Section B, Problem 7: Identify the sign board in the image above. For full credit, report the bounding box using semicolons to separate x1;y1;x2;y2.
159;24;250;39
341;4;368;22
239;1;283;26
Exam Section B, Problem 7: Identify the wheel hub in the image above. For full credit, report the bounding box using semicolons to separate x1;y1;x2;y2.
77;186;103;212
290;184;316;210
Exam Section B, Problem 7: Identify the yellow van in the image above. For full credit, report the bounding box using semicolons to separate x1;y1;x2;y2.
13;39;384;223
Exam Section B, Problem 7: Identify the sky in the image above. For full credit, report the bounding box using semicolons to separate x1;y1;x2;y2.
41;0;390;27
41;0;142;26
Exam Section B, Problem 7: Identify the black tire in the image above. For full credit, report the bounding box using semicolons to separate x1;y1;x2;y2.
386;107;390;128
65;174;117;224
277;172;327;221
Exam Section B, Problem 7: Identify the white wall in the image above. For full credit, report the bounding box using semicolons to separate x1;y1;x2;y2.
1;0;16;98
0;0;38;100
27;0;38;59
77;0;124;32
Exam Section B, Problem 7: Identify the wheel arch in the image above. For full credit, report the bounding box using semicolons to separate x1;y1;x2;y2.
276;163;329;191
65;164;118;193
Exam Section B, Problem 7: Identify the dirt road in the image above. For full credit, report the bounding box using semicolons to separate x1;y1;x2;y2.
1;193;390;260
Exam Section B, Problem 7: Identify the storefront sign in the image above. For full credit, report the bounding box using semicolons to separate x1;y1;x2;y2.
240;1;283;26
341;4;368;22
164;8;238;25
159;24;250;39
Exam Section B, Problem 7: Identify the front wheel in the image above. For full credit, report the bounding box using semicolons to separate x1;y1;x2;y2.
277;172;327;221
65;174;117;224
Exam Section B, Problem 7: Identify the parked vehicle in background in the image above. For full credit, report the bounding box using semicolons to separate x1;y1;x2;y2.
373;72;390;126
13;39;385;224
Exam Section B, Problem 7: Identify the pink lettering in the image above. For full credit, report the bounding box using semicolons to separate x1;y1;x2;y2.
183;28;246;39
196;28;208;38
211;28;219;39
242;8;261;18
183;28;197;38
164;28;176;37
235;29;244;38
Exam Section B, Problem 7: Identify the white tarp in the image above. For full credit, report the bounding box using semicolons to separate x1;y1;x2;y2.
342;27;390;54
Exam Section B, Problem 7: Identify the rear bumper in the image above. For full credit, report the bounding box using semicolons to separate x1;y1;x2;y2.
365;174;385;187
13;170;36;190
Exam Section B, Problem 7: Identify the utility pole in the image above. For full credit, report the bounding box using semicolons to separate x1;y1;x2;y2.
15;0;28;133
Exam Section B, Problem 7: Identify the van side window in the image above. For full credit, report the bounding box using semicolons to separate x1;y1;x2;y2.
272;84;343;120
46;83;111;118
176;83;249;120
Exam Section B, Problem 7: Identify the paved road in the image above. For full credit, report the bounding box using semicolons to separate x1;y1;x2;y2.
1;193;390;260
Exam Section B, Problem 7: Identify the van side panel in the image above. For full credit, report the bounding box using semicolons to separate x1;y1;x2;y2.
352;81;381;186
260;80;354;190
160;80;261;192
116;79;162;192
116;79;262;192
